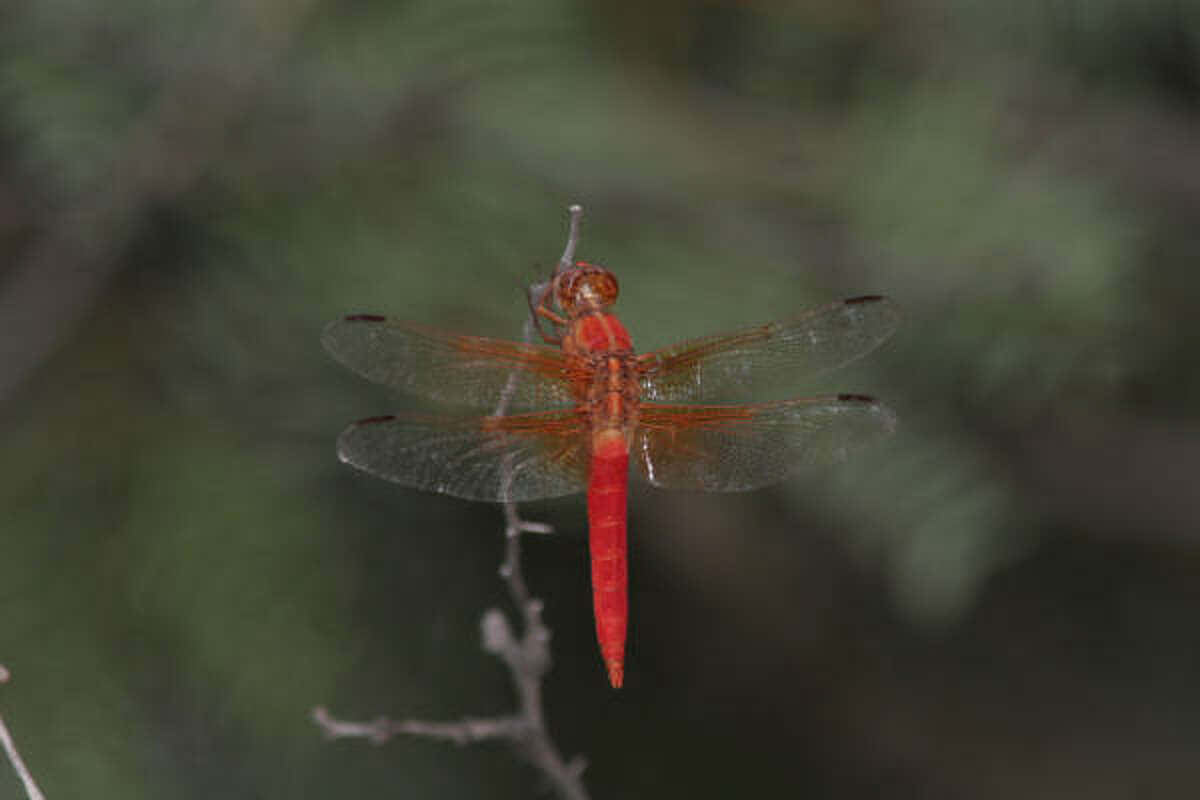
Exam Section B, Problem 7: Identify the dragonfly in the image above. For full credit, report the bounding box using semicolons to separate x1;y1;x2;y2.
322;261;899;688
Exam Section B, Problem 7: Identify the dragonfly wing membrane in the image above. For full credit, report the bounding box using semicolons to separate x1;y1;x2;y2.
638;296;899;403
337;411;589;502
322;316;574;410
634;395;896;491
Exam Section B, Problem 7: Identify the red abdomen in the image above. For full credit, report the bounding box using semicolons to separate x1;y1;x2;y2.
587;430;629;688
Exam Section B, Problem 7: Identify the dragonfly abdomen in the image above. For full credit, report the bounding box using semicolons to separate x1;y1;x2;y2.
587;427;629;688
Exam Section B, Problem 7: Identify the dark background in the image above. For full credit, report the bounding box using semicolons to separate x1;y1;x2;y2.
3;1;1200;797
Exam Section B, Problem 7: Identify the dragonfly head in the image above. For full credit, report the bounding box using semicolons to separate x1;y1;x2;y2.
555;261;619;313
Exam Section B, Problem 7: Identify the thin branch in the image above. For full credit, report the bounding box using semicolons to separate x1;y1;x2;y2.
527;203;583;343
557;204;584;273
312;706;527;746
0;667;47;800
314;206;591;800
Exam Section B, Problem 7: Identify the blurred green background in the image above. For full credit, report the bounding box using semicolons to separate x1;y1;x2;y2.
3;0;1200;797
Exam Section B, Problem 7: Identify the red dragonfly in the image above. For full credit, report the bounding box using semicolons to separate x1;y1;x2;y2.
322;262;898;688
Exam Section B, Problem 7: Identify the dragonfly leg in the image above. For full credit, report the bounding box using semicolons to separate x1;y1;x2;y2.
528;283;567;344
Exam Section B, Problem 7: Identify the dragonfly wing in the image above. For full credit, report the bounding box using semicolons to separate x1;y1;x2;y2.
322;316;574;410
336;410;589;502
633;394;896;491
637;296;900;403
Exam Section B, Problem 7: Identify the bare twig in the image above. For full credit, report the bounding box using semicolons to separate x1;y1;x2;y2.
314;206;591;800
312;706;527;746
557;204;584;273
0;666;48;800
527;204;583;342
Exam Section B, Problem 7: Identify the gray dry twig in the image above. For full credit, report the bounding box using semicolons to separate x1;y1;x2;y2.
0;666;48;800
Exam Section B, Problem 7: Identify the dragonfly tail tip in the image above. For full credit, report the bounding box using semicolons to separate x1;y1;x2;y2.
607;661;624;689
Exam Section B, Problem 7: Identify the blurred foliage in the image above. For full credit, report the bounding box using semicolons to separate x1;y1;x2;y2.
2;0;1200;798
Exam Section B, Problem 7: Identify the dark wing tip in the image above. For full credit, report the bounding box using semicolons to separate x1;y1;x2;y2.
336;416;397;468
842;295;902;349
321;314;387;357
353;415;398;425
835;393;898;434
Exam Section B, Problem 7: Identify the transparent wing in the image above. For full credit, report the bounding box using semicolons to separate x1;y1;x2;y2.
637;296;900;403
336;411;589;502
322;315;574;410
634;394;896;491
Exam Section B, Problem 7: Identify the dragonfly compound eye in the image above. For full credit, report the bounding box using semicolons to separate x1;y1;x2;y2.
558;263;619;311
